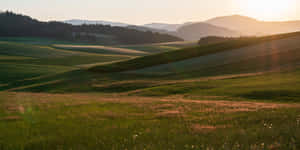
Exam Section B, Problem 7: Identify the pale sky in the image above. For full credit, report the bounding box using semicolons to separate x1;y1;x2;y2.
1;0;299;25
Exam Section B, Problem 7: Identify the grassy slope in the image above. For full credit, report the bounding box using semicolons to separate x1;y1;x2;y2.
52;45;148;56
0;92;299;150
15;65;300;102
0;41;131;85
118;45;179;54
0;37;83;45
133;68;300;102
0;37;183;55
89;32;300;73
1;34;300;149
130;35;300;75
0;63;73;85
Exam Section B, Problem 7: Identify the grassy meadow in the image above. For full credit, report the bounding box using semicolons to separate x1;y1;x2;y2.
1;92;300;150
1;34;300;149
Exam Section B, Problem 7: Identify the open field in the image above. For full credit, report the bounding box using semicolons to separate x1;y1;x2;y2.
0;92;300;150
14;67;300;103
1;32;300;149
0;41;131;86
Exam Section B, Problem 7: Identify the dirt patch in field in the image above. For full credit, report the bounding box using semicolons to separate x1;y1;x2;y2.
156;110;181;118
64;101;91;107
191;124;227;133
5;105;25;114
154;103;186;118
1;116;22;121
54;44;148;55
3;92;300;116
196;107;257;113
152;104;176;110
161;98;300;111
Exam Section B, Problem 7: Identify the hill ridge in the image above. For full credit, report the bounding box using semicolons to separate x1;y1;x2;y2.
89;32;300;73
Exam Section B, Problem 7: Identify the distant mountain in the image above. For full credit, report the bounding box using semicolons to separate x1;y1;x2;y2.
143;22;242;41
0;12;183;45
175;22;240;41
64;19;130;27
143;15;300;41
206;15;300;35
127;25;170;33
143;23;183;31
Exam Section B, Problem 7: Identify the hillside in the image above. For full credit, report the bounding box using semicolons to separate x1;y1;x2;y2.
0;12;183;45
140;15;300;41
143;23;183;31
206;15;300;35
2;30;300;150
131;35;300;76
0;40;133;85
89;32;300;73
175;22;240;41
126;25;171;34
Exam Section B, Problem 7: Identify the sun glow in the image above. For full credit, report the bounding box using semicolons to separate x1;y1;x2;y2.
235;0;296;20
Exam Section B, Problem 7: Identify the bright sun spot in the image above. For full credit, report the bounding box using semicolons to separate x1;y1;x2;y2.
235;0;296;20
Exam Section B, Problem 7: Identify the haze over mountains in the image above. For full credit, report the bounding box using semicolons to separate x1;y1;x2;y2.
174;22;240;41
1;11;300;42
143;23;183;31
65;15;300;41
206;15;300;36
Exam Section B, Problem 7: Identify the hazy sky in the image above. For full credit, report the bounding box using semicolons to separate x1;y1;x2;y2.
1;0;299;25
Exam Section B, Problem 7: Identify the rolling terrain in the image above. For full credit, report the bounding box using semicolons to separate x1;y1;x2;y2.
1;31;300;149
206;15;300;35
175;22;240;41
141;15;300;41
0;40;133;85
89;32;300;73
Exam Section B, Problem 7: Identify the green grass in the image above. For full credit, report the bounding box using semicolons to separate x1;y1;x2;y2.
133;69;300;102
0;55;130;66
0;63;73;85
89;31;300;73
0;36;121;46
0;37;79;45
14;66;300;103
0;92;299;150
51;45;146;56
1;33;300;149
119;45;179;53
0;41;130;87
0;42;76;58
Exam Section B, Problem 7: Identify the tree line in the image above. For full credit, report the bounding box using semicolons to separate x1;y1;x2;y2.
0;12;182;45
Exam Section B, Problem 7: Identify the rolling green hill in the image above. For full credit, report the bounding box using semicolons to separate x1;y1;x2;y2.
1;31;300;149
130;35;300;75
0;41;131;85
89;32;300;73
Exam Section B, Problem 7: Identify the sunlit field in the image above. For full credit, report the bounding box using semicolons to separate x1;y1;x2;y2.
0;32;300;149
1;1;300;148
1;92;300;150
